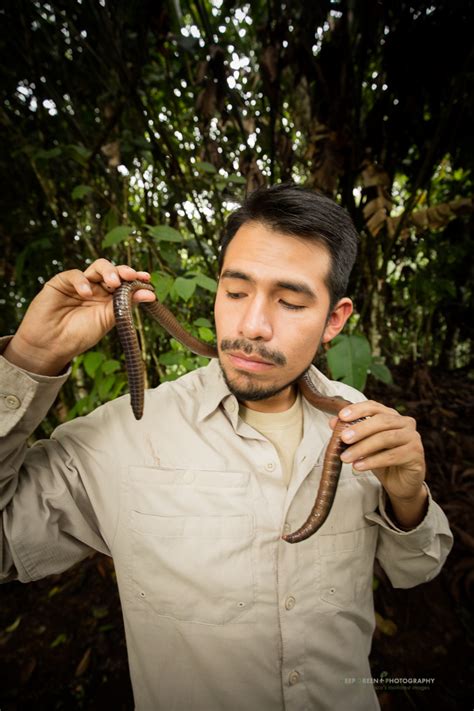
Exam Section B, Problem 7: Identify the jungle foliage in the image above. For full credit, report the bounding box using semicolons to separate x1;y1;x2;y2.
0;0;473;425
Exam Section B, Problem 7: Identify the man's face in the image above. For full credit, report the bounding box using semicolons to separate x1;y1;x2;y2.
214;221;352;411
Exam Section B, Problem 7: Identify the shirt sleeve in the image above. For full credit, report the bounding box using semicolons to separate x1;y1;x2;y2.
364;481;453;587
0;338;113;583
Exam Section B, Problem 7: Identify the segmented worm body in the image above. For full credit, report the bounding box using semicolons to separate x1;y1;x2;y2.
113;280;357;543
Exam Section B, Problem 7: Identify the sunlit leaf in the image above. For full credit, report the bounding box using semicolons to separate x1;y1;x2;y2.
102;225;134;248
102;359;121;375
98;374;116;399
172;276;197;301
195;160;217;173
158;351;185;366
146;225;182;242
83;351;105;378
198;326;215;342
192;272;217;293
150;271;174;302
227;173;246;184
194;317;212;327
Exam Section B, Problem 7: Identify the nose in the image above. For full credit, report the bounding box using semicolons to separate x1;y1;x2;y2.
238;296;273;341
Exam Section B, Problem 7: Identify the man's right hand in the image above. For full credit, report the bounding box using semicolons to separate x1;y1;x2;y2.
3;259;155;376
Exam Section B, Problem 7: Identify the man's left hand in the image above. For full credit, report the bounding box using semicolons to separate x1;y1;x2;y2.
329;400;426;502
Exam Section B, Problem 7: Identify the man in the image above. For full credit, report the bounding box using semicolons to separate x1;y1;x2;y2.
0;184;452;710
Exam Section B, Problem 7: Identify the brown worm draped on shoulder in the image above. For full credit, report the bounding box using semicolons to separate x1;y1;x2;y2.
113;279;361;544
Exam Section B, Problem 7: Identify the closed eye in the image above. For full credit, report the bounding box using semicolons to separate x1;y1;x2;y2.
225;291;246;299
280;300;306;311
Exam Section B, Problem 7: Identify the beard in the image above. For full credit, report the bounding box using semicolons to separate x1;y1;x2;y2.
218;337;319;402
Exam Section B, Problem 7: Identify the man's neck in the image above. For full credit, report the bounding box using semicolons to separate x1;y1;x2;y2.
241;384;297;413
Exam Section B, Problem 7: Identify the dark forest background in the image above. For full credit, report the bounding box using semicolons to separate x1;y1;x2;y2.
0;0;473;709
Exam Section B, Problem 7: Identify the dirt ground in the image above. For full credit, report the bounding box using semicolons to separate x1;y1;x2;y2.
0;365;473;710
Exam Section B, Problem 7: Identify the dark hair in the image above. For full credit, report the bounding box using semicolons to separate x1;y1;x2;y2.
218;183;359;309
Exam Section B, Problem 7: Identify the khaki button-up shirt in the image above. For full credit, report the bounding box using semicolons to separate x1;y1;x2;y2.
0;340;453;711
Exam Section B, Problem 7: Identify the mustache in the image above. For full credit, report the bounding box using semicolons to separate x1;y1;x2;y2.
220;338;287;366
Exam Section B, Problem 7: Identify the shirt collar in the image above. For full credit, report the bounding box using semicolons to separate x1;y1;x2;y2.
197;359;342;423
197;358;236;422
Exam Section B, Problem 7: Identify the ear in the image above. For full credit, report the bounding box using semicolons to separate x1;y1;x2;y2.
322;298;353;343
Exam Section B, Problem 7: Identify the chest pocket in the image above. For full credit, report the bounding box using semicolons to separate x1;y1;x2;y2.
316;524;379;610
126;467;256;625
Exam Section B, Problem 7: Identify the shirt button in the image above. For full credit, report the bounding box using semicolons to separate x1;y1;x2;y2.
265;462;276;471
285;595;296;611
227;400;236;412
4;395;21;410
288;670;301;685
283;523;291;534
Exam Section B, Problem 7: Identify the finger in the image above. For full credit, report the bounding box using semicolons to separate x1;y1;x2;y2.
84;259;122;289
340;427;414;464
84;262;151;292
328;415;339;430
340;413;414;446
337;400;399;422
51;270;93;299
132;288;156;303
350;442;424;473
116;264;151;282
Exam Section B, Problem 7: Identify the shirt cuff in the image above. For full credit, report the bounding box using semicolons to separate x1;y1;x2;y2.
364;481;437;550
0;335;71;436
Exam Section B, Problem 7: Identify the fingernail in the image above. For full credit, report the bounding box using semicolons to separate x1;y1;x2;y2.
342;429;355;441
110;272;120;283
340;408;352;418
80;283;92;293
340;451;351;461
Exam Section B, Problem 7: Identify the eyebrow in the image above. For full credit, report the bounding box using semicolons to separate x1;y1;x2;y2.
220;269;317;300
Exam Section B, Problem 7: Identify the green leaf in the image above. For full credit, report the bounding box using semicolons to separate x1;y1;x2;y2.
193;317;212;327
98;374;116;399
98;623;115;633
227;173;246;184
369;361;393;384
50;633;68;648
92;607;109;619
193;272;217;293
326;334;372;391
146;225;182;242
103;208;120;233
195;160;217;174
198;326;215;342
150;271;174;302
172;276;197;301
5;616;21;633
34;147;62;161
102;225;133;248
71;185;93;200
67;144;92;166
102;359;121;375
158;351;185;366
83;351;105;379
